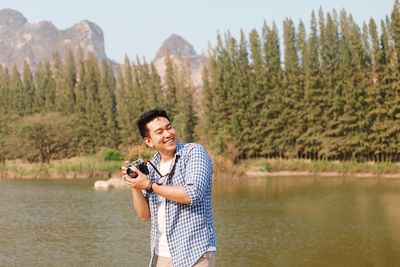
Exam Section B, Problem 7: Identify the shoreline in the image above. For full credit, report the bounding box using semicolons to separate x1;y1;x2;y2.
245;171;400;179
1;170;400;179
1;156;400;180
0;170;117;179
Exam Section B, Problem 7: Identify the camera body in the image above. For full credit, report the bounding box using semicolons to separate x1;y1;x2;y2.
126;158;150;178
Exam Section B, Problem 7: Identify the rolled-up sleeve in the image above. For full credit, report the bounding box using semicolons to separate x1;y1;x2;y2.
183;144;213;205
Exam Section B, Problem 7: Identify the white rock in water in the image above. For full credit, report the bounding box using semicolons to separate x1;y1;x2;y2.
107;177;128;189
94;180;110;190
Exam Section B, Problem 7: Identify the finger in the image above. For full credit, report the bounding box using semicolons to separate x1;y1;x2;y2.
130;165;143;175
124;176;133;185
121;165;128;171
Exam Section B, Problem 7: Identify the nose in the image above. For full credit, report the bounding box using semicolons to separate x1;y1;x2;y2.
164;128;174;138
164;130;172;137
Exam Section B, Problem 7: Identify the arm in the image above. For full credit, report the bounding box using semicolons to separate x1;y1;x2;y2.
182;145;213;205
130;186;151;220
124;170;191;204
152;184;191;204
121;162;150;220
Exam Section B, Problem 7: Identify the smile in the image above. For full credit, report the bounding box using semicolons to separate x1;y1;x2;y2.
165;138;175;144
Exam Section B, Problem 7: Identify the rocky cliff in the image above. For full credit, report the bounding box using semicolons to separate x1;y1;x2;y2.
0;8;107;70
0;9;205;89
153;34;206;89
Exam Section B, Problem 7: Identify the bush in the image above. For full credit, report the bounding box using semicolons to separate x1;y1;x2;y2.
101;148;124;161
125;144;154;161
5;113;77;163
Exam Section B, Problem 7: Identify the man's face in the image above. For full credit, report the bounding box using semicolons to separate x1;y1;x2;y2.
144;117;177;155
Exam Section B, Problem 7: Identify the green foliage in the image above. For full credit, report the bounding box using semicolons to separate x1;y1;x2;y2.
5;113;77;163
0;155;123;178
201;3;400;162
100;147;124;161
1;3;400;164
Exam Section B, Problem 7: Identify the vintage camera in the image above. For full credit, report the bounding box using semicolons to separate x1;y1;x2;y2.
126;158;150;178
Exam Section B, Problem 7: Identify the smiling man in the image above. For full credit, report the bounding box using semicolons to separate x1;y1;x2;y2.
121;109;217;267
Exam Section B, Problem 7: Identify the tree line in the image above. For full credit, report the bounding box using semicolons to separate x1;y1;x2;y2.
1;2;400;163
0;47;195;162
201;2;400;162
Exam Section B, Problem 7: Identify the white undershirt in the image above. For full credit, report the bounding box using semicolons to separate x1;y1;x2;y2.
154;159;217;256
155;159;173;257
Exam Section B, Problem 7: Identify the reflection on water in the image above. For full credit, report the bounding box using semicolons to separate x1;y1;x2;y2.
1;177;400;266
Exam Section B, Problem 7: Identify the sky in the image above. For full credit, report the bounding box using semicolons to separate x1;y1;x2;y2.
0;0;395;64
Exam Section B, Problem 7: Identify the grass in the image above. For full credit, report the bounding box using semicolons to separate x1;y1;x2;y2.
0;155;122;179
1;155;400;179
240;158;400;176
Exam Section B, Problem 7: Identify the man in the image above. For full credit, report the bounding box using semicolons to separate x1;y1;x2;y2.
121;109;217;267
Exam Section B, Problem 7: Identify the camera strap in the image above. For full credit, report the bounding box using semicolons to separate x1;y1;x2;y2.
147;155;180;185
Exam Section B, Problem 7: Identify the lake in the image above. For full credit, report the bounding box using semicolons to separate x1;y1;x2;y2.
1;176;400;266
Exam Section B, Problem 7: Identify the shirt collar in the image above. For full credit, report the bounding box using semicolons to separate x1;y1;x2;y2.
151;142;184;165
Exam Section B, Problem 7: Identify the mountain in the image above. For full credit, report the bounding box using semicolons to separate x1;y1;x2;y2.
0;9;205;89
0;8;107;70
153;34;206;89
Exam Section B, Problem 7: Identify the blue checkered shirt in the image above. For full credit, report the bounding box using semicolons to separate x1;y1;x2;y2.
144;143;217;267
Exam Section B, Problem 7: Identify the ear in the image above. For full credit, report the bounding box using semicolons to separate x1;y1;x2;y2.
144;137;153;148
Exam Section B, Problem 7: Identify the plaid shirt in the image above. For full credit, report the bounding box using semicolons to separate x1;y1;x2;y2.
144;143;217;267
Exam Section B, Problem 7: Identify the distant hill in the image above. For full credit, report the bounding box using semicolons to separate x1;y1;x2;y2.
0;8;205;88
153;34;206;90
0;8;109;70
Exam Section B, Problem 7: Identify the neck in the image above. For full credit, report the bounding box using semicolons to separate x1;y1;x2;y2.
160;151;175;162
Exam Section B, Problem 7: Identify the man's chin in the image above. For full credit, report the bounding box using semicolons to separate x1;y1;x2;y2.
166;140;177;151
168;141;177;148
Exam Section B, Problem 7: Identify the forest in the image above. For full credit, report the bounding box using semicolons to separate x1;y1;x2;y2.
0;2;400;163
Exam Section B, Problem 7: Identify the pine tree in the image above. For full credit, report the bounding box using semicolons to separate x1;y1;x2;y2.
334;13;370;160
173;64;196;143
115;56;142;145
10;66;25;115
298;12;325;160
248;28;267;157
149;63;163;108
33;61;56;113
0;66;10;114
125;56;144;143
391;0;400;77
198;65;213;144
260;22;282;158
84;52;107;151
115;65;134;144
209;33;235;153
366;18;393;161
22;62;35;115
99;59;120;147
280;18;302;158
52;52;66;112
63;48;77;114
74;47;91;153
321;10;344;160
230;30;252;158
389;0;400;161
164;53;178;120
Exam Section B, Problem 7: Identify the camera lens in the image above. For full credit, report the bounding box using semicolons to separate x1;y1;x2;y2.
126;168;138;178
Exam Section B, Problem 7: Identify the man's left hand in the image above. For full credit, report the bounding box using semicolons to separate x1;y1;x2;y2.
123;165;150;190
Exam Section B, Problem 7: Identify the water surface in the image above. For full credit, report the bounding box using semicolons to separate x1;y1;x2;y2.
1;177;400;266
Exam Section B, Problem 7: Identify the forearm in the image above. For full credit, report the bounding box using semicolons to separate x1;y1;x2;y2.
131;188;150;220
152;184;191;204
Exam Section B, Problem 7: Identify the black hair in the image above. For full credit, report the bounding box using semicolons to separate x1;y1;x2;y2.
136;109;171;138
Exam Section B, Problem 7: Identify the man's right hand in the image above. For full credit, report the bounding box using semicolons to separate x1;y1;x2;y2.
121;161;130;179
